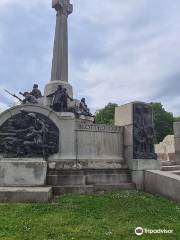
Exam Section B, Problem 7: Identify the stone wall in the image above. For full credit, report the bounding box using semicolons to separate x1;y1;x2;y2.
155;135;175;161
75;124;125;169
174;123;180;164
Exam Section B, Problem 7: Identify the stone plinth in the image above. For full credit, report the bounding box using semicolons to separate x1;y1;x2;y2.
115;102;159;190
0;159;47;187
131;159;160;190
0;187;52;203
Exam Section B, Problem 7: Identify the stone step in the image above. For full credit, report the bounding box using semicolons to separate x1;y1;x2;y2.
53;183;136;195
53;185;94;194
94;183;136;192
47;175;86;186
47;173;132;186
48;168;131;175
161;161;176;166
161;165;180;171
86;174;132;184
0;187;52;203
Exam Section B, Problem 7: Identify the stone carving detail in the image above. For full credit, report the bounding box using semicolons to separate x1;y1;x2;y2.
133;103;157;159
78;124;121;132
0;110;59;158
52;0;73;15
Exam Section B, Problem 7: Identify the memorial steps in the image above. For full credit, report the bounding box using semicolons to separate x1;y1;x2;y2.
47;169;136;195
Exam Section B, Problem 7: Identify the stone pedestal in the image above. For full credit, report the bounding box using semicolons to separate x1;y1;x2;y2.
0;159;52;202
131;159;160;190
0;159;47;187
0;187;52;203
115;102;160;190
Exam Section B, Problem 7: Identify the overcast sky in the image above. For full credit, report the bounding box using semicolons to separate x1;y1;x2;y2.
0;0;180;115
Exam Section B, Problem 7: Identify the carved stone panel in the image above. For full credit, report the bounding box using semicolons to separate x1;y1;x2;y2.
133;103;157;159
0;111;59;158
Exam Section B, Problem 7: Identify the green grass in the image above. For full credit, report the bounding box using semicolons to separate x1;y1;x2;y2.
0;191;179;240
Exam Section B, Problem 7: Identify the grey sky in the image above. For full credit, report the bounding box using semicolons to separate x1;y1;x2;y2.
0;0;180;115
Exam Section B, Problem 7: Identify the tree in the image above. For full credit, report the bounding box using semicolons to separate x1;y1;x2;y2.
174;116;180;122
95;103;118;125
151;103;174;143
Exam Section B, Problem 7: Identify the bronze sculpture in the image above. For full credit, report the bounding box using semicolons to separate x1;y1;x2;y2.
0;110;59;158
31;84;42;99
48;85;73;112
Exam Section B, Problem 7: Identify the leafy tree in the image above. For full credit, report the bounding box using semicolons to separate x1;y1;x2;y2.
151;103;174;143
95;103;118;125
174;116;180;122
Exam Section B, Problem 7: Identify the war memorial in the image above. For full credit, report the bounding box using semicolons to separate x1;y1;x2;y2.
0;0;179;203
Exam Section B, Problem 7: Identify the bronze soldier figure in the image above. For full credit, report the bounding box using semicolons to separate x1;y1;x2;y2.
47;85;64;112
31;84;42;99
47;85;73;112
79;98;93;117
62;88;73;112
19;92;38;104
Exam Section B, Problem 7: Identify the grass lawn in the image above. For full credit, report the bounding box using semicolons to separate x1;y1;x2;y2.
0;191;179;240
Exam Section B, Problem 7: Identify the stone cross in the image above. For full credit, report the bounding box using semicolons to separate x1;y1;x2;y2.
51;0;73;82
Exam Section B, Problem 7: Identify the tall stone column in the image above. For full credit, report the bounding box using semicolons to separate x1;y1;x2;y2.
44;0;73;105
51;0;73;82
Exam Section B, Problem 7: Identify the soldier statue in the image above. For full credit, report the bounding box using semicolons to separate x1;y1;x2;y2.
79;98;93;117
47;85;64;112
31;84;42;99
48;85;73;112
62;88;73;112
19;92;38;104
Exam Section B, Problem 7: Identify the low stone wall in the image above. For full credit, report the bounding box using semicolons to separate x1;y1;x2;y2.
155;135;175;161
145;170;180;202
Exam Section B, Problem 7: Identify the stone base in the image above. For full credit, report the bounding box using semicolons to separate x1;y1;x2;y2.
131;159;161;190
145;170;180;202
79;115;95;123
0;187;52;203
132;159;161;170
48;159;127;170
0;159;47;186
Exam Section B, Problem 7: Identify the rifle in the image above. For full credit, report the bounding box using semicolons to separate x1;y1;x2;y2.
4;89;23;103
19;92;25;97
